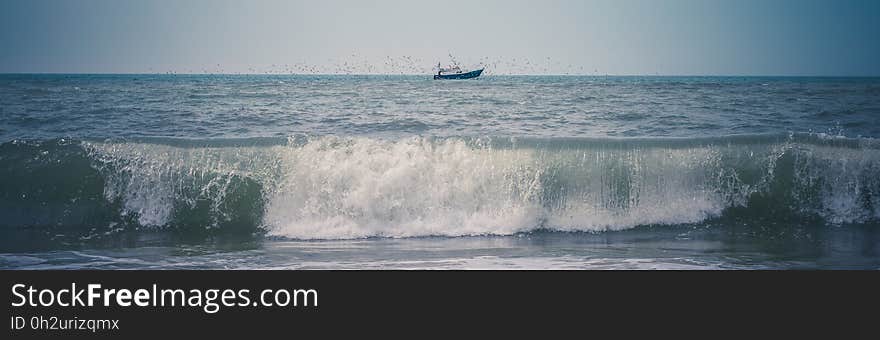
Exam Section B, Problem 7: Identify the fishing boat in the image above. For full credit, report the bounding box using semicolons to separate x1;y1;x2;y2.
434;64;483;80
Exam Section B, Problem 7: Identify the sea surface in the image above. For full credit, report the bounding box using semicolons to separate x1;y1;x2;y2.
1;74;879;269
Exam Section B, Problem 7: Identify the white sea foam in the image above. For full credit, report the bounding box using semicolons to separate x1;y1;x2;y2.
262;136;774;238
81;135;880;239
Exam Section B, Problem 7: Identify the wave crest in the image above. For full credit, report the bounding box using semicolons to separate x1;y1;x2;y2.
1;134;879;243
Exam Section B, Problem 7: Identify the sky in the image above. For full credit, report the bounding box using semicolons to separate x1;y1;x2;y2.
0;0;878;75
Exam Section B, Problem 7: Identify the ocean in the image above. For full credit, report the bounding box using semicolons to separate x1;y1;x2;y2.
1;74;879;269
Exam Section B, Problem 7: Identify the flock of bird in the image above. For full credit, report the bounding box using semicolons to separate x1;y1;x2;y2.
151;54;601;76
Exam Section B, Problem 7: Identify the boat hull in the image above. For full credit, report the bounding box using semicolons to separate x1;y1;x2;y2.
434;68;483;80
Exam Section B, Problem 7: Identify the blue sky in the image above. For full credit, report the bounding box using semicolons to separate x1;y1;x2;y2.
1;0;878;75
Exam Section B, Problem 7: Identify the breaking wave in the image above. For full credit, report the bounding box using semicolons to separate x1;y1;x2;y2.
1;133;879;245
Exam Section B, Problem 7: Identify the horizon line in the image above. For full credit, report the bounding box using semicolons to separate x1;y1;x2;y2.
2;72;879;78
